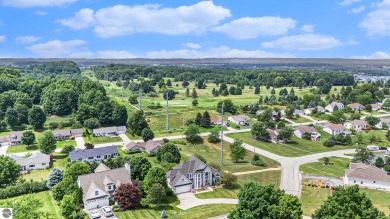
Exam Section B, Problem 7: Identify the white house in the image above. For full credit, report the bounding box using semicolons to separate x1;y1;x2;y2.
304;106;325;115
344;120;369;132
375;118;390;129
348;103;364;111
125;140;164;153
69;146;118;162
325;102;344;112
227;115;250;125
166;155;220;194
294;125;321;141
323;123;347;136
371;104;382;111
266;128;284;143
77;163;133;210
93;126;127;137
9;152;50;172
293;109;304;116
0;131;24;146
344;163;390;191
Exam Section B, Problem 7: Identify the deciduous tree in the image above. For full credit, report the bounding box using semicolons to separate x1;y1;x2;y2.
0;155;20;186
128;110;149;136
156;143;181;164
60;195;76;219
230;140;246;163
114;183;142;210
21;130;35;146
141;128;154;142
28;105;46;129
185;124;201;143
38;130;57;154
352;147;374;164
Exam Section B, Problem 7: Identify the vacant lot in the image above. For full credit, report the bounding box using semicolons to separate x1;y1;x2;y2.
300;157;350;177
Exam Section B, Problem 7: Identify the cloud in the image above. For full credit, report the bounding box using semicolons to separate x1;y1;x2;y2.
261;34;342;51
348;5;365;14
146;46;295;59
97;50;137;59
15;36;40;44
34;11;47;16
212;17;296;39
59;8;94;30
346;40;360;45
301;25;314;33
338;0;360;6
360;0;390;36
352;51;390;59
27;40;88;57
182;43;201;49
0;35;5;43
61;1;231;38
2;0;78;7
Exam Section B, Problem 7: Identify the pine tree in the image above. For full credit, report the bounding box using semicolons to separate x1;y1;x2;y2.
191;88;198;98
195;113;202;126
254;86;260;94
201;110;211;128
186;88;190;97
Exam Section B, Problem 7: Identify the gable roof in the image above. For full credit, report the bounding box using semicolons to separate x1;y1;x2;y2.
346;163;390;182
371;103;382;109
266;128;281;139
95;163;111;173
70;128;84;136
328;102;343;109
52;129;71;137
0;135;9;143
8;131;23;142
324;123;345;131
348;103;364;109
69;146;118;161
144;140;164;152
347;120;369;126
9;152;50;166
229;115;249;122
210;117;222;123
296;125;317;134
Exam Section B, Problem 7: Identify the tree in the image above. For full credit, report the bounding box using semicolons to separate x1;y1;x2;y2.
83;117;101;129
61;195;75;219
375;157;385;168
221;172;237;188
352;147;374;164
14;104;29;125
0;195;43;219
114;183;142;210
21;130;35;146
61;145;75;154
38;130;56;154
130;156;152;181
28;105;46;129
0;155;20;186
185;124;201;143
163;90;176;100
208;131;221;143
143;167;168;193
251;154;266;166
251;122;270;141
112;104;128;126
285;104;295;119
364;104;372;112
84;142;94;149
166;79;172;87
254;86;260;94
217;99;237;114
365;115;380;127
312;186;386;219
382;122;389;130
156;143;181;164
191;88;198;98
128;110;149;136
192;99;198;106
141;128;154;142
277;127;294;142
230;140;246;163
186;88;190;97
147;183;166;204
229;183;303;219
5;108;19;128
182;81;189;88
195;113;202;126
201;110;211;128
386;130;390;142
64;161;91;181
47;168;64;189
128;95;138;104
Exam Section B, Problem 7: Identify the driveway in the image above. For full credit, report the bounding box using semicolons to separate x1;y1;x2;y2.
118;134;131;144
176;192;238;210
75;137;85;149
87;208;117;219
0;145;8;155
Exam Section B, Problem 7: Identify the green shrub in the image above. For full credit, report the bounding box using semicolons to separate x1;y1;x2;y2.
61;145;75;154
0;180;48;199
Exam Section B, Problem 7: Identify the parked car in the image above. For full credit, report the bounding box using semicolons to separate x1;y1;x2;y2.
89;210;100;219
367;145;380;151
379;146;387;150
101;206;114;217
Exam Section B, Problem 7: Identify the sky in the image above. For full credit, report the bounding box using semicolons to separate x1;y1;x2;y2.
0;0;390;59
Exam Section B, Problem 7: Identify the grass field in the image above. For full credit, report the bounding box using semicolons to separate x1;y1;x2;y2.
176;138;280;173
289;116;313;123
226;132;357;157
84;135;122;144
0;191;62;219
300;157;350;177
195;186;240;199
6;140;76;154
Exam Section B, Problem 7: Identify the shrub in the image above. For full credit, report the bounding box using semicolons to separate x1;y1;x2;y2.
251;155;266;167
221;172;237;188
323;140;335;147
48;122;59;130
61;145;75;154
0;180;48;199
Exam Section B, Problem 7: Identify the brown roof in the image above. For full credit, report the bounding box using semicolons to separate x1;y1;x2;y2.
348;103;364;109
52;129;71;136
230;115;249;122
296;125;317;134
371;104;382;109
329;102;343;108
348;120;369;126
71;128;84;136
346;163;390;182
210;117;221;123
380;118;390;123
0;135;9;143
325;123;345;131
144;140;164;152
8;131;23;142
266;128;280;139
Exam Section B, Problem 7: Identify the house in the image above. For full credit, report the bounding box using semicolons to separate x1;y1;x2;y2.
93;126;127;137
348;103;364;111
325;102;344;112
9;152;50;172
69;146;118;162
375;118;390;129
294;125;321;141
371;104;382;111
210;117;227;126
0;136;10;146
266;128;283;143
124;140;164;153
323;123;347;136
227;115;250;125
272;111;281;121
344;120;369;132
71;128;84;137
166;155;220;194
293;109;304;116
8;131;24;146
77;163;133;210
344;163;390;191
52;129;71;140
304;106;325;115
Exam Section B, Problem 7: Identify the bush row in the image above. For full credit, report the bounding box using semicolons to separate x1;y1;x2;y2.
0;180;48;199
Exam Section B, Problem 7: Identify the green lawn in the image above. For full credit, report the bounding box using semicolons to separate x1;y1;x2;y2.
289;116;312;123
22;153;69;181
361;188;390;216
6;144;39;154
56;140;76;149
0;191;62;219
237;170;281;187
84;135;122;144
227;132;357;157
195;185;240;199
300;157;350;177
176;138;280;173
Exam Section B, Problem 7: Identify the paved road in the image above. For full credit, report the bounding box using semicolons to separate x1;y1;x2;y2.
176;192;238;210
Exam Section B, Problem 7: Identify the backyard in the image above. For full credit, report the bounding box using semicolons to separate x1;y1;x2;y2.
22;152;69;181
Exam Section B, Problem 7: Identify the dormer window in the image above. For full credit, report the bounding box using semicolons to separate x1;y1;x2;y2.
188;173;192;179
181;178;184;182
95;191;99;196
108;185;112;190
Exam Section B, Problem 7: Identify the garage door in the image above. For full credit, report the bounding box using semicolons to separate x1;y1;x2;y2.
175;185;192;194
85;198;109;210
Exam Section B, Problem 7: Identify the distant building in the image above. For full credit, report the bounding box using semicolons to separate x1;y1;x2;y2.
52;129;84;140
304;106;325;115
344;120;369;132
93;126;127;137
371;104;382;111
0;131;24;146
325;102;344;112
266;128;283;143
9;152;50;172
348;103;364;111
375;118;390;129
344;163;390;191
294;125;320;141
210;117;227;126
227;115;250;125
124;140;164;153
69;146;118;162
293;109;304;116
323;123;347;136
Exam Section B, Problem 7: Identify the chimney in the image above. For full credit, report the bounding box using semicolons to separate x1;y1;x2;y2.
125;162;131;178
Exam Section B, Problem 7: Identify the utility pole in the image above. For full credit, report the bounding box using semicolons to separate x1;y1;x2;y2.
166;92;170;131
120;74;124;101
220;103;224;166
139;89;143;111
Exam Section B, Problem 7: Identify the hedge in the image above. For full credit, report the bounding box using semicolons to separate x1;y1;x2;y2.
0;180;49;199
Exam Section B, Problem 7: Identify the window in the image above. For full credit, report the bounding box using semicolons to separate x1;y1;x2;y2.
88;157;93;160
97;156;101;158
373;181;376;183
42;163;46;166
108;185;112;190
95;191;99;196
181;178;184;182
361;181;363;184
188;174;192;179
29;165;35;168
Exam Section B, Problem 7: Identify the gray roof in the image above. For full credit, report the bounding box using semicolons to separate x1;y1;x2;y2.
93;126;126;134
0;135;9;143
125;140;163;152
346;163;390;182
9;152;50;166
8;131;23;142
69;146;118;161
296;125;317;134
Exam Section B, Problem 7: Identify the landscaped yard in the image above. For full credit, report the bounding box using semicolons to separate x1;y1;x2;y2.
56;140;76;149
226;132;357;157
176;138;280;173
288;116;313;123
83;135;122;144
22;153;69;181
237;170;281;187
195;185;240;199
6;144;39;154
0;191;62;219
300;156;350;177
